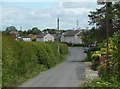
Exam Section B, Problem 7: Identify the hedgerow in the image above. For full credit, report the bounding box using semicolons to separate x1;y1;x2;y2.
81;30;120;87
2;36;69;87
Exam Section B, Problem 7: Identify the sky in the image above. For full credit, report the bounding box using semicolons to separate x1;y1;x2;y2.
1;1;102;31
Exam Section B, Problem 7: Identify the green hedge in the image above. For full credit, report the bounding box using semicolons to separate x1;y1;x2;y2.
2;36;69;87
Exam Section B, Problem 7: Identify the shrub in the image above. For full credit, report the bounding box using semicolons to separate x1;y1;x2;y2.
91;51;101;70
87;46;100;61
2;37;39;86
59;43;69;55
2;36;69;87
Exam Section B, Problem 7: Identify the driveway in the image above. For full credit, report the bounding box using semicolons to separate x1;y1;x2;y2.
20;47;87;87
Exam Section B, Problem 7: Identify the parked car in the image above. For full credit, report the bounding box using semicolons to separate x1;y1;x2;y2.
83;47;90;53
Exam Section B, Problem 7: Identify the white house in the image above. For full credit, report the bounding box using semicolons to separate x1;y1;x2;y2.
61;30;82;44
22;36;31;41
36;33;54;42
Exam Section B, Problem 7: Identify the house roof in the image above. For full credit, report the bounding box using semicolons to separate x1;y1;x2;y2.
51;34;57;37
37;33;48;38
63;30;81;36
22;35;30;38
27;34;37;39
52;34;61;39
77;32;83;36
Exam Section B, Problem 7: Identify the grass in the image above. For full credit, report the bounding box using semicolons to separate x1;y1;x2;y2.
80;78;120;87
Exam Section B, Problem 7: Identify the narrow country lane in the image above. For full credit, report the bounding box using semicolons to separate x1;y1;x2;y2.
20;47;87;87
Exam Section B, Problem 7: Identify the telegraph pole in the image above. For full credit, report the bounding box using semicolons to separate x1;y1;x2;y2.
57;18;60;52
106;2;109;70
76;19;78;30
20;26;22;31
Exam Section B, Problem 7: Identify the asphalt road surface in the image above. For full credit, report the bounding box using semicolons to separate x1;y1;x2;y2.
20;47;87;87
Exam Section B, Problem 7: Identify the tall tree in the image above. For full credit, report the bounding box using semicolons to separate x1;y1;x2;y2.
3;26;17;35
88;2;118;40
43;28;57;34
81;27;97;44
113;2;120;30
30;27;41;35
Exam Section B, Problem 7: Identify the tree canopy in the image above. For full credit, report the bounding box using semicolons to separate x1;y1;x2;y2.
81;2;120;44
2;26;17;35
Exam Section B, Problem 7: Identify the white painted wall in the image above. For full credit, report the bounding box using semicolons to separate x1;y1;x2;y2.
36;38;43;41
36;34;54;42
43;34;54;42
61;35;82;44
22;38;31;41
75;36;82;44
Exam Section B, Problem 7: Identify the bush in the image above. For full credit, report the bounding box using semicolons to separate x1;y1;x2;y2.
59;43;69;55
2;37;40;87
87;46;100;61
2;36;69;87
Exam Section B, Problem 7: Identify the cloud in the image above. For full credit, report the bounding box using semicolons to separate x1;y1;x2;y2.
2;6;53;30
2;0;97;2
62;2;99;9
3;6;51;22
62;8;93;15
0;3;3;31
2;2;99;30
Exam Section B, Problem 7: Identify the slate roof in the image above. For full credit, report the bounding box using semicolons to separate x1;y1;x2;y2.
52;34;61;39
37;33;48;38
63;30;81;36
27;34;37;39
22;35;30;38
77;32;83;36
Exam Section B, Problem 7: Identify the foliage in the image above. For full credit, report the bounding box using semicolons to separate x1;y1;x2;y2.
81;78;120;87
91;51;101;70
59;43;69;55
19;27;41;36
2;26;17;35
87;46;100;62
81;27;98;44
19;30;28;36
88;2;120;36
87;2;120;42
27;27;41;35
112;30;120;81
43;29;57;34
2;36;69;87
87;30;120;84
97;32;119;80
